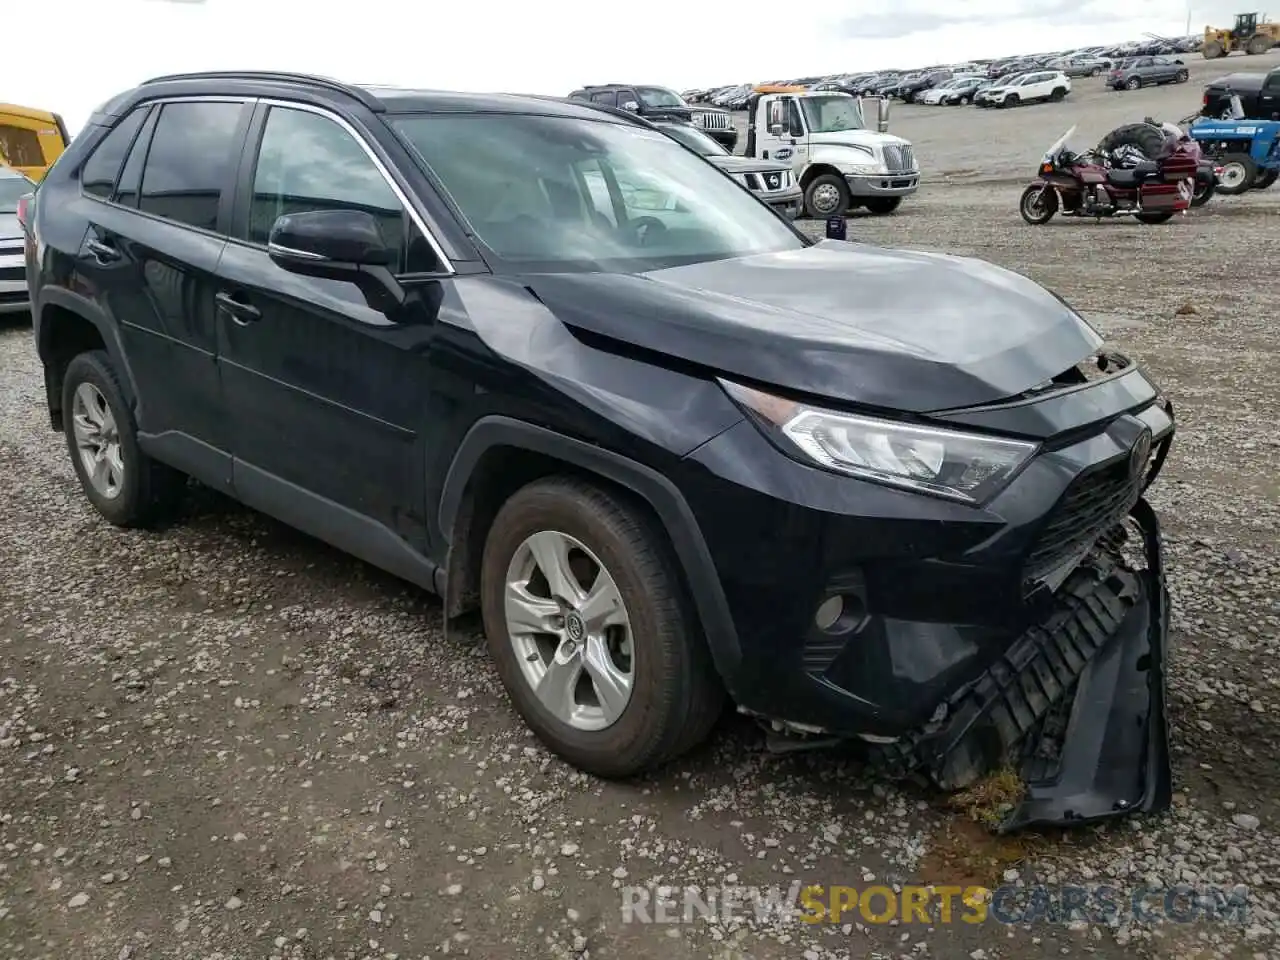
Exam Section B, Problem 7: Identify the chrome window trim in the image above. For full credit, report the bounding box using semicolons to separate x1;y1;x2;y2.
266;241;327;261
256;97;454;275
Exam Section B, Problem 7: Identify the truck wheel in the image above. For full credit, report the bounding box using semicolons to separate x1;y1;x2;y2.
863;197;902;215
480;477;724;778
1125;77;1142;90
61;350;186;528
1216;154;1258;194
1253;170;1277;189
803;173;851;218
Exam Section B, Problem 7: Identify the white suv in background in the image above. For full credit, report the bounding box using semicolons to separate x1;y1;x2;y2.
977;70;1071;108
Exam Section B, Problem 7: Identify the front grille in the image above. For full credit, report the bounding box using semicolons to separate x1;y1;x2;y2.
0;264;25;283
1023;458;1141;585
0;290;28;305
761;171;784;191
884;145;916;172
694;111;732;131
743;173;762;190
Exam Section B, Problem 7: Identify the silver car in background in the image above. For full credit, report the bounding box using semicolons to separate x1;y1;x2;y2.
0;167;35;316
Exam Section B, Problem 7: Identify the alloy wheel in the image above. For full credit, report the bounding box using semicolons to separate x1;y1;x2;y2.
504;530;634;732
71;382;125;500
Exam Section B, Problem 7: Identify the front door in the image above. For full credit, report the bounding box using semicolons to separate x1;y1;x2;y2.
215;101;448;552
757;97;806;167
1258;74;1280;119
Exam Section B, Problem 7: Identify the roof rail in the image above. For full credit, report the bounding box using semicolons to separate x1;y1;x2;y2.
139;70;385;111
529;95;655;128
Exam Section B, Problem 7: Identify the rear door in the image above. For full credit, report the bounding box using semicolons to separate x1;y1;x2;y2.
81;98;252;484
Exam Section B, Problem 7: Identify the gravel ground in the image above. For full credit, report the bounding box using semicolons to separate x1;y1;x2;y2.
2;52;1280;960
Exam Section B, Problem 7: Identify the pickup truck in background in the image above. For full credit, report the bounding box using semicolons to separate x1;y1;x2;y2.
1201;66;1280;120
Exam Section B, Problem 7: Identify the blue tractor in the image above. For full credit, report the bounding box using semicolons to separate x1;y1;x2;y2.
1185;117;1280;194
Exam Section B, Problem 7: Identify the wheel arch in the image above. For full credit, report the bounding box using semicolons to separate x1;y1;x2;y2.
35;290;135;431
798;163;845;190
437;416;743;692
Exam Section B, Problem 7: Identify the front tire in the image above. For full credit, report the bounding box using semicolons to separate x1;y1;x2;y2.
61;350;185;528
480;477;723;778
1019;184;1059;224
1001;94;1020;108
803;173;851;218
1192;177;1216;206
1216;153;1258;194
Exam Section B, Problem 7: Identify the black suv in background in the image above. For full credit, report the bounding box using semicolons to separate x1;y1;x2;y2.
25;71;1175;830
567;83;737;150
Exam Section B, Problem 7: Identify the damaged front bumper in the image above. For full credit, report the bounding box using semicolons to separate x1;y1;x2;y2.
876;498;1171;831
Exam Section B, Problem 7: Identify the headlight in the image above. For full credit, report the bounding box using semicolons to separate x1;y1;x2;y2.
846;161;889;175
722;380;1039;504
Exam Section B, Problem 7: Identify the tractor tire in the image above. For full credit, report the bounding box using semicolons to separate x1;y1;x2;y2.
1246;34;1272;55
1051;86;1068;101
1097;122;1166;159
1125;77;1142;90
1176;69;1189;82
1254;170;1278;189
1002;93;1020;108
1203;40;1224;59
1216;153;1258;194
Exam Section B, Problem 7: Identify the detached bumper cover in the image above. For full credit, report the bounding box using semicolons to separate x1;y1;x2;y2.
876;498;1171;831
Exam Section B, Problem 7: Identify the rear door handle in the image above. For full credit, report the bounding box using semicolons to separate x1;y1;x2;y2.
215;291;262;325
86;238;120;263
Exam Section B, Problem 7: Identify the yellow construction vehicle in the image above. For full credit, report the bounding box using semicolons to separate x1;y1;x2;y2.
1202;12;1280;58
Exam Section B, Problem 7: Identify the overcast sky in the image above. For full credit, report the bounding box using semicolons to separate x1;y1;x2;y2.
10;0;1230;133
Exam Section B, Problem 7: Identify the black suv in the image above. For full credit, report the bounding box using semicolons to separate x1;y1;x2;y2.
25;71;1175;828
567;83;737;150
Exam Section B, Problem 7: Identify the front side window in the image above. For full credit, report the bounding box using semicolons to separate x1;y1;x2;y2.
138;101;245;232
248;106;439;273
392;113;803;271
799;95;864;133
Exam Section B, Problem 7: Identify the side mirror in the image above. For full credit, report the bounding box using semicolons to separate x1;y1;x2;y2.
876;97;891;132
268;209;405;313
621;100;640;112
768;123;786;137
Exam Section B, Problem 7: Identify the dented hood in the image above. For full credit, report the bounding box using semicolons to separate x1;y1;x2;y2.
522;241;1103;412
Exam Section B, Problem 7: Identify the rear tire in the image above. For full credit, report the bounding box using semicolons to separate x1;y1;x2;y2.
803;172;851;218
1019;184;1059;224
1192;177;1216;206
1253;170;1277;189
1051;86;1067;101
1216;153;1258;194
480;477;724;778
1176;69;1189;82
1097;122;1166;160
1246;35;1272;55
863;196;902;215
1125;77;1142;90
61;351;186;528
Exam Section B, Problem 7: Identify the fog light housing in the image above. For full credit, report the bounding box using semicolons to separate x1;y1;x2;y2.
815;595;843;630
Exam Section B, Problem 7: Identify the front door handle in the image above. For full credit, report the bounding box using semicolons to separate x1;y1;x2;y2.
215;291;262;325
86;238;120;263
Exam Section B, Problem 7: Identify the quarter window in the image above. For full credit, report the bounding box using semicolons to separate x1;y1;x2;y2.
248;106;439;273
112;108;158;207
81;107;148;199
138;101;245;232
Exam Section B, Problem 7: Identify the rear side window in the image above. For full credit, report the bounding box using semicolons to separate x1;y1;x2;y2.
0;125;44;168
139;101;244;232
81;108;148;198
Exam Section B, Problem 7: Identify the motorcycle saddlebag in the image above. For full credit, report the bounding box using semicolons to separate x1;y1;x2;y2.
1137;182;1186;211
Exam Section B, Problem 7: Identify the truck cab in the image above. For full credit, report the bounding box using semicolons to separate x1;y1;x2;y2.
744;90;919;217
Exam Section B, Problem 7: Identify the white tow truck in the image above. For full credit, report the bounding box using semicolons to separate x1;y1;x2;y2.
744;89;920;217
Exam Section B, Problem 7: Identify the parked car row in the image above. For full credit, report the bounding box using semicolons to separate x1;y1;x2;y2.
684;33;1206;109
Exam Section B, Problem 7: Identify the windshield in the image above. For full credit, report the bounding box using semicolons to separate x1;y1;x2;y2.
636;86;686;108
0;175;34;212
392;114;804;272
657;123;729;156
798;95;864;133
1043;125;1078;160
